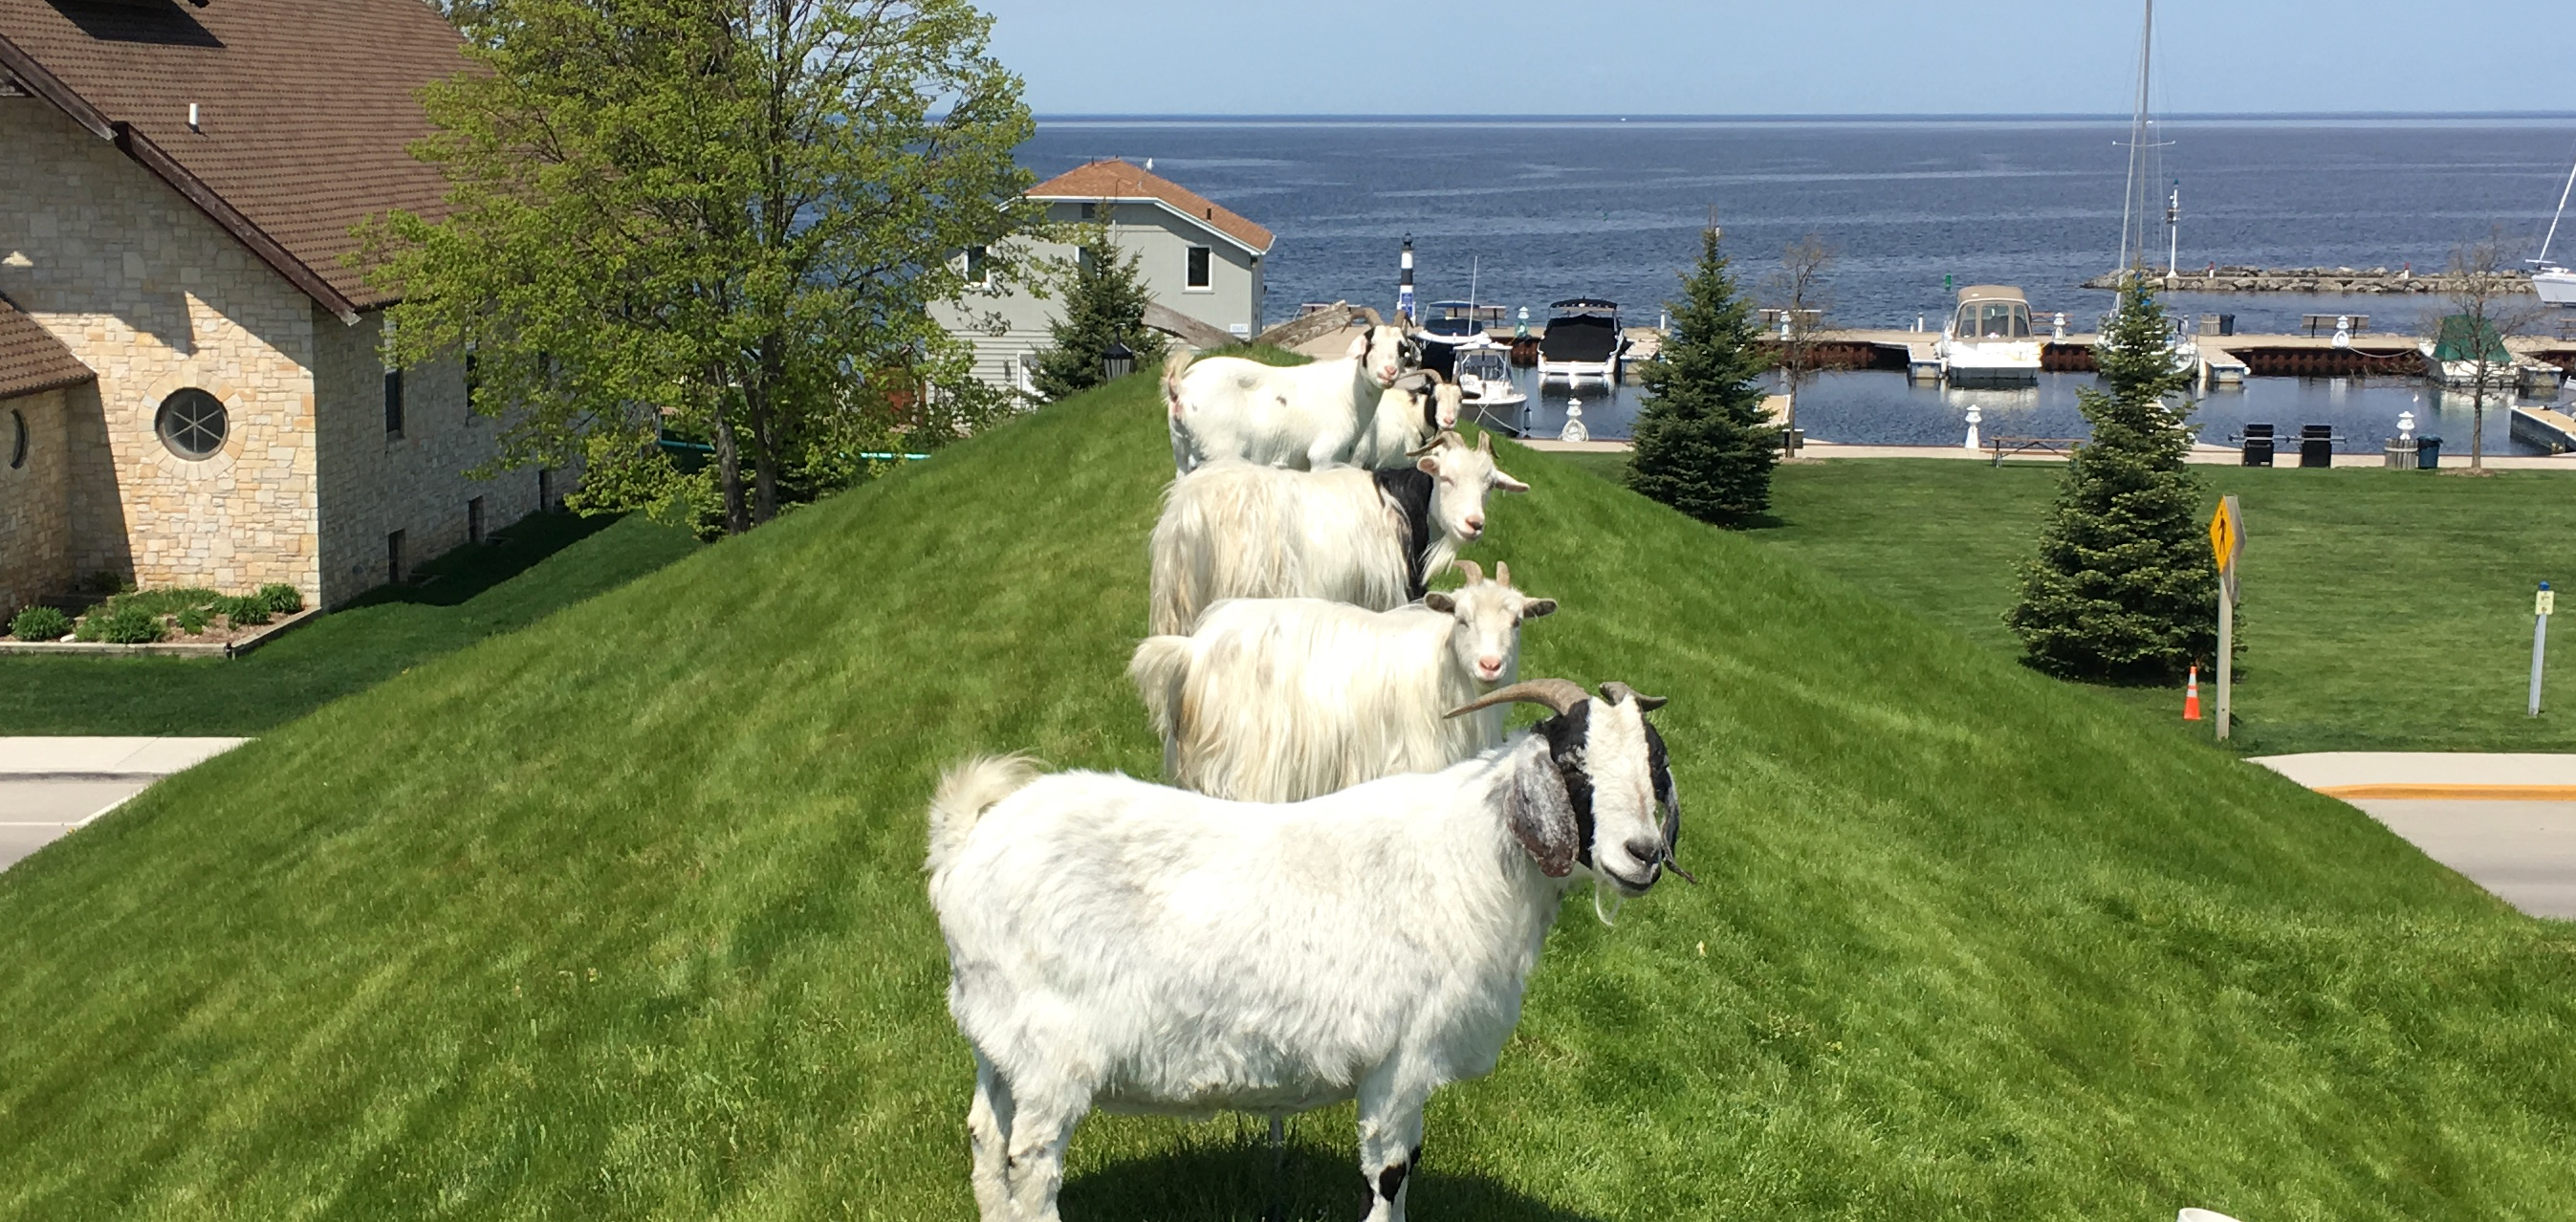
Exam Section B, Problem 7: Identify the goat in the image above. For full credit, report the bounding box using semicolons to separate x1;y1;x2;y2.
926;679;1692;1222
1164;325;1415;473
1146;430;1528;636
1344;372;1463;469
1129;560;1556;803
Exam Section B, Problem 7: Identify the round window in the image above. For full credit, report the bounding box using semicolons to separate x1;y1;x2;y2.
155;388;228;460
8;409;24;469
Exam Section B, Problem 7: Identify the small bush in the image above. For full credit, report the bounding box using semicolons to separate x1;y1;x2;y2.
83;604;165;644
176;607;209;635
108;587;221;619
216;596;273;627
10;606;71;642
256;583;304;615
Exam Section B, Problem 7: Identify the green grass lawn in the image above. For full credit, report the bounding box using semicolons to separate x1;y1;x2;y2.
5;382;2574;1221
1564;453;2576;756
0;512;699;736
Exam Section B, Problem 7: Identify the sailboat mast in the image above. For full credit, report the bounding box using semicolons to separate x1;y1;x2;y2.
2538;159;2576;266
2119;0;2156;276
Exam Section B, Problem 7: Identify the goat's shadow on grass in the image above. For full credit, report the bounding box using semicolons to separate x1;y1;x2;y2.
1061;1121;1599;1222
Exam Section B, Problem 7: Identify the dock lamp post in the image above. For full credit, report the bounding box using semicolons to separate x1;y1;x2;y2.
1101;339;1135;383
2534;581;2555;717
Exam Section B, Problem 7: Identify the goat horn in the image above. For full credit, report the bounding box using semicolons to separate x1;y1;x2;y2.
1446;678;1588;719
1406;436;1444;459
1601;681;1669;711
1476;430;1494;453
1454;558;1484;585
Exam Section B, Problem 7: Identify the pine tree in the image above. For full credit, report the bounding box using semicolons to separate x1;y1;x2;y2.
2006;276;2219;683
1027;242;1168;403
1626;226;1779;525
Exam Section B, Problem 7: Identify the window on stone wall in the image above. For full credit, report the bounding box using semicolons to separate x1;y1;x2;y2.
538;468;555;512
387;530;406;584
468;496;486;545
383;366;404;438
8;408;24;469
154;388;227;460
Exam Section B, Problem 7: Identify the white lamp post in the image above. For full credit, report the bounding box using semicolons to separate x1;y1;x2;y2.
1561;397;1588;444
1963;404;1982;452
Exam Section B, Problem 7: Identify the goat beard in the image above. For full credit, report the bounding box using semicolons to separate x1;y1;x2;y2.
1591;880;1626;927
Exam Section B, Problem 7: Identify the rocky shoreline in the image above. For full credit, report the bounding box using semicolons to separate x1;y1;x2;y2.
2077;266;2535;295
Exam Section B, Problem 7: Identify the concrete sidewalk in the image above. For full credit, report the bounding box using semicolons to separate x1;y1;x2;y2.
2254;753;2576;918
0;738;248;870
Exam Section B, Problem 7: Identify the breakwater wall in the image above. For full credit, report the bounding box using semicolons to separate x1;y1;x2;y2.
2077;267;2534;295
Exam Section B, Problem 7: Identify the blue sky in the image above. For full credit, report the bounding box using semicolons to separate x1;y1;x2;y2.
977;0;2565;117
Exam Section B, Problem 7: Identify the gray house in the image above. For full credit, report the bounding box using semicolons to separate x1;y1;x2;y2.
941;160;1274;394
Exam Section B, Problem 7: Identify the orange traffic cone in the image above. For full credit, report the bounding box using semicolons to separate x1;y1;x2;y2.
2184;666;2203;721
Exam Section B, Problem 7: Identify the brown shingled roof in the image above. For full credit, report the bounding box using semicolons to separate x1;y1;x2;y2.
0;295;92;400
1030;160;1274;254
0;0;472;316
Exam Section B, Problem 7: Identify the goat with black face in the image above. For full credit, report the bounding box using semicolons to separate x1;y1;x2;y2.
925;679;1691;1222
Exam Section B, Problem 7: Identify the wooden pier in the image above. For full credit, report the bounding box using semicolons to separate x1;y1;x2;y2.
1729;328;2576;385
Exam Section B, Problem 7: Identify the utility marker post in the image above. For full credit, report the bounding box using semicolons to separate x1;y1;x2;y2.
2208;496;2243;741
2533;581;2555;717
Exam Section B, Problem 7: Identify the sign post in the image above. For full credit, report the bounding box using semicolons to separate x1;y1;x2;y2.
2208;496;2243;741
2533;581;2555;717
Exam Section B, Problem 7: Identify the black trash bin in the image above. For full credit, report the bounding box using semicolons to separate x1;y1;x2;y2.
2240;423;2275;467
2300;423;2335;468
2418;435;2442;469
2216;314;2237;336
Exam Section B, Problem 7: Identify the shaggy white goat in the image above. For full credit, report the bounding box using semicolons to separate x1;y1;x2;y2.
926;679;1692;1222
1129;560;1557;803
1146;430;1528;636
1344;373;1463;469
1164;325;1415;473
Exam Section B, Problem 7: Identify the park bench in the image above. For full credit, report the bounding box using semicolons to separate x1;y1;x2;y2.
2302;314;2369;337
1988;436;2083;467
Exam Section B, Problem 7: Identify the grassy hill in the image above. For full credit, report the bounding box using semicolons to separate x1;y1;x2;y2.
3;375;2572;1221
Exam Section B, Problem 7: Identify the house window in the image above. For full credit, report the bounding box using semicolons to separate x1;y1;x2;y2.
383;366;404;437
154;387;227;460
965;246;989;285
468;496;486;545
386;530;406;584
538;468;555;511
1080;202;1098;221
8;409;23;469
1187;246;1212;290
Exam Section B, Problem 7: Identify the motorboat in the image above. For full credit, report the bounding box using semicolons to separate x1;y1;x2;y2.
2420;315;2518;387
1412;300;1505;381
1936;286;2041;384
1537;298;1624;382
1452;345;1526;435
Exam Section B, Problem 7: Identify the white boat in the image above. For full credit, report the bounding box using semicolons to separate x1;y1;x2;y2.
2420;315;2518;387
2528;153;2576;306
1452;345;1526;435
1936;286;2042;383
1537;298;1625;382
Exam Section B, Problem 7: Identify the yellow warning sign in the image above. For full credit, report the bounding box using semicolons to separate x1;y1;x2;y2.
2208;496;2242;575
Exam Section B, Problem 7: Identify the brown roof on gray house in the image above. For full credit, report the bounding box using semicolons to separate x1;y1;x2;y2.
1030;160;1275;254
0;294;93;399
0;0;472;317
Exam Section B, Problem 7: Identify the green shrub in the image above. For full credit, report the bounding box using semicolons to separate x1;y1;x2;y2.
216;596;273;627
176;607;209;635
108;587;221;619
83;604;165;644
9;605;71;642
256;583;304;615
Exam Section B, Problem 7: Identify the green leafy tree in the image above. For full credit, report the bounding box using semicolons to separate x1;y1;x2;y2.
364;0;1038;535
1626;223;1779;525
2006;276;2218;682
1026;235;1168;403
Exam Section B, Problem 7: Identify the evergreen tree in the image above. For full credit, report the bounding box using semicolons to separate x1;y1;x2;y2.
1626;226;1779;525
1027;241;1168;403
2006;276;2219;683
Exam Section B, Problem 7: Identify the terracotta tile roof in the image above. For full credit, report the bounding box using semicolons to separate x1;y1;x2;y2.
0;0;473;316
0;295;92;400
1030;160;1274;254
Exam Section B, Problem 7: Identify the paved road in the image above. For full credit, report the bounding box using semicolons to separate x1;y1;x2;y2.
0;738;248;871
2255;753;2576;920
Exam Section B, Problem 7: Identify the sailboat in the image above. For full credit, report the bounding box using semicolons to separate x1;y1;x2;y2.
2530;154;2576;306
2113;1;2200;379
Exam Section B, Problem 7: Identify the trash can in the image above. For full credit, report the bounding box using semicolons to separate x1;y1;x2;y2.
2417;435;2442;469
2240;423;2275;467
2216;314;2237;336
2300;424;2335;469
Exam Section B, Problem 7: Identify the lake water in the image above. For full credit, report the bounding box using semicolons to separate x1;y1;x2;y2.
1019;119;2576;451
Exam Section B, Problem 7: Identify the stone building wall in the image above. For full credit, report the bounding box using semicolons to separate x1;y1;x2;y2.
0;385;73;614
0;98;322;602
312;310;550;606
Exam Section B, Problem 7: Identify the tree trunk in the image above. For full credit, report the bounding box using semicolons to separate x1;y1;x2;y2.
2473;382;2487;471
711;405;752;535
748;347;783;525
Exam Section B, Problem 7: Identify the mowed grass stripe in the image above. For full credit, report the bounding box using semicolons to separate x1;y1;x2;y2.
1;376;2571;1221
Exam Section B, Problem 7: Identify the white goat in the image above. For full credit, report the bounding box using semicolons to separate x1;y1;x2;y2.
1344;373;1463;469
926;679;1692;1222
1146;430;1528;636
1129;560;1556;803
1164;325;1415;473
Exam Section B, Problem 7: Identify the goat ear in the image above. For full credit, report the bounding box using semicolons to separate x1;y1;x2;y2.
1346;333;1368;359
1521;598;1558;619
1490;466;1530;493
1507;736;1580;878
1416;455;1441;475
1424;592;1455;614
